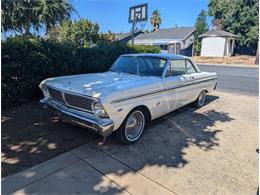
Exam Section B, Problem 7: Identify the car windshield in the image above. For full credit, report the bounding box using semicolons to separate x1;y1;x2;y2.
110;56;167;77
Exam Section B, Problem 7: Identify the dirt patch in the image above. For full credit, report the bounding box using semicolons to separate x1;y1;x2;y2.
192;55;257;65
1;101;100;178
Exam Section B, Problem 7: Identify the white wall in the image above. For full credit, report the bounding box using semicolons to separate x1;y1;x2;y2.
200;37;226;57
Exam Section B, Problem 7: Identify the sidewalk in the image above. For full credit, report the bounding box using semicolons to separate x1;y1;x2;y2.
2;142;174;195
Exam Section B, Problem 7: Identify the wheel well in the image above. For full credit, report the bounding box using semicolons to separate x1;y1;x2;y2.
199;89;208;95
196;89;208;100
131;105;151;123
201;89;208;93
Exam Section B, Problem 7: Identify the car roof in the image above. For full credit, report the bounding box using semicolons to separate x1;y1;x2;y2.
120;53;189;60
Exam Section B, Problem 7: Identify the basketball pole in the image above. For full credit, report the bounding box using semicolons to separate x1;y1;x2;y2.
129;3;147;46
131;18;136;45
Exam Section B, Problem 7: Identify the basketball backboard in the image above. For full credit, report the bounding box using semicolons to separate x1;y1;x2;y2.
128;3;148;23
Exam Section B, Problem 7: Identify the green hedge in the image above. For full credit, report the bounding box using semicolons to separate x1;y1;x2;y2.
2;36;160;108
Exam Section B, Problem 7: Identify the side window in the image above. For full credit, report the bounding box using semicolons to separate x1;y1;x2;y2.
186;60;197;74
138;57;166;76
152;58;166;69
170;60;186;76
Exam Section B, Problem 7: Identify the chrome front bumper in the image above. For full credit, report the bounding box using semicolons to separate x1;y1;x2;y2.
40;98;114;137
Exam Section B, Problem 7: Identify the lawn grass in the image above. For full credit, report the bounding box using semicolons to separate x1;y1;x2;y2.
192;55;257;65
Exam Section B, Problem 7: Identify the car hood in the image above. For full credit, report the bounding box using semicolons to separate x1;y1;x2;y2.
41;71;162;101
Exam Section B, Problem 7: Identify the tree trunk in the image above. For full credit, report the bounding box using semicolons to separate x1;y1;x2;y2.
24;25;31;36
255;42;259;65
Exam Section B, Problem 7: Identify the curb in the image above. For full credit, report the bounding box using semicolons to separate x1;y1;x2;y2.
196;63;259;68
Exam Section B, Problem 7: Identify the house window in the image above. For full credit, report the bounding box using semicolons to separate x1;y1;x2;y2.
159;45;168;50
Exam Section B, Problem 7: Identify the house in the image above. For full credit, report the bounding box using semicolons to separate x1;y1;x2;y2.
115;31;144;43
199;29;238;57
134;27;196;56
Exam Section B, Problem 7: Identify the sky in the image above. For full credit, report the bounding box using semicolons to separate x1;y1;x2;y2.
1;0;212;39
72;0;212;33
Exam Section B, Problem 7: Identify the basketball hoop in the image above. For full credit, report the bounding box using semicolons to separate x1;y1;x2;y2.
138;21;147;30
129;3;148;45
134;12;147;31
129;4;147;23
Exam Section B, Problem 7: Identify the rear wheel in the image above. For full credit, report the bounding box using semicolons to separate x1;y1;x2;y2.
116;109;146;144
193;90;207;108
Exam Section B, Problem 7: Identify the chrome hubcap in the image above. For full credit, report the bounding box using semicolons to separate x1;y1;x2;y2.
125;111;145;141
198;91;206;106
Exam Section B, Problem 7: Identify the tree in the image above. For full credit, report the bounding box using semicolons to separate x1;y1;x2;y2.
255;42;259;64
48;18;100;48
212;19;221;30
35;0;75;33
150;10;161;32
208;0;259;55
194;10;208;56
98;30;116;42
1;0;75;35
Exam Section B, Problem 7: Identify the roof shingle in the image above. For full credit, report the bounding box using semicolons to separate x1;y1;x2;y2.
115;31;144;41
199;29;238;38
135;27;195;40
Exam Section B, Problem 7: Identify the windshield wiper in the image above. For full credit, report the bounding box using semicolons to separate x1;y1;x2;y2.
109;70;122;74
123;71;138;75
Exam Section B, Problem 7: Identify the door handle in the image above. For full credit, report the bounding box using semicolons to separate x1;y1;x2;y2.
189;76;195;79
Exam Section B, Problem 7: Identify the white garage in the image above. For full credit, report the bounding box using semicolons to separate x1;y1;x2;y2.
200;29;238;57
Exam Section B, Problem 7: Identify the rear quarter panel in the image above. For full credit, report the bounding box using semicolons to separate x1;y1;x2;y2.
189;71;217;102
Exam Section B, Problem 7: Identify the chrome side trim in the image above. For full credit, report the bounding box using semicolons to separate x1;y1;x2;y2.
111;76;217;104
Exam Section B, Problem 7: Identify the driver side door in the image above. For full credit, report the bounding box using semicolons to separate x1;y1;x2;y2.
162;59;194;112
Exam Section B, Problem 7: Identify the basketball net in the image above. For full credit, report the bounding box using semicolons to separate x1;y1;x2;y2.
134;13;147;31
138;21;147;30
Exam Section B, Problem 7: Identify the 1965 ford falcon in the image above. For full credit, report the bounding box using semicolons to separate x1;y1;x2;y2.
39;54;217;144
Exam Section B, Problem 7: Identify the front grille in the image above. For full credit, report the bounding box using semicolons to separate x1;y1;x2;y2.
64;93;93;111
46;86;93;112
48;87;65;104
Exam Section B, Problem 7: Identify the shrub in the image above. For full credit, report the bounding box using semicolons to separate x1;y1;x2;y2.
2;36;76;107
2;37;160;108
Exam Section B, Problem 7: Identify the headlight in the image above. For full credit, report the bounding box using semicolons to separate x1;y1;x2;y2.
92;101;108;118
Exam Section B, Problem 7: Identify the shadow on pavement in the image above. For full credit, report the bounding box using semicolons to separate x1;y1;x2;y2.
102;95;229;168
83;95;234;193
2;95;235;194
1;101;100;177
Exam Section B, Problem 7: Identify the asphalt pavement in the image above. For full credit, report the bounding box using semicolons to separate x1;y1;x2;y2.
198;64;259;96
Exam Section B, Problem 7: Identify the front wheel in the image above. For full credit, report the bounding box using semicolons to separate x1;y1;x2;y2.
193;90;207;108
116;109;146;144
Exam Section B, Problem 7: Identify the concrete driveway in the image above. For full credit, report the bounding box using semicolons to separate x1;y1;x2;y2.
2;91;258;195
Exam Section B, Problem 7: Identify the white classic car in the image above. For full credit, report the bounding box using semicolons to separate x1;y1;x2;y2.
40;54;217;144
